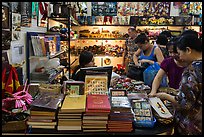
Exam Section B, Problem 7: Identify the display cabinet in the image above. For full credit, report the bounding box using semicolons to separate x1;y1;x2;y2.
71;25;201;68
26;5;80;83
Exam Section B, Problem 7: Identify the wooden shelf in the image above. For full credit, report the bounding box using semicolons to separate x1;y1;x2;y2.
78;38;126;40
48;16;80;26
76;25;201;27
49;50;66;59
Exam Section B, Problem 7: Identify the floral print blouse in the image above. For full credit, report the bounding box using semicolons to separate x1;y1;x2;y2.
175;60;202;135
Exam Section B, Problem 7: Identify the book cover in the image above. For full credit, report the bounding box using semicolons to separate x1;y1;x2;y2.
26;121;57;126
86;94;111;111
110;89;127;97
110;96;131;108
39;37;46;56
31;125;56;129
30;115;55;120
57;126;81;130
60;95;86;112
30;92;64;110
48;40;57;56
30;110;56;116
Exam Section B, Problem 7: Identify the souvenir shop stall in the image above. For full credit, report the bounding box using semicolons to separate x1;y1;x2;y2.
2;2;202;135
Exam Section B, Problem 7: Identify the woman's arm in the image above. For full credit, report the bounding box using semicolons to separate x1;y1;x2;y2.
154;47;164;65
133;48;141;65
149;69;166;96
155;92;179;106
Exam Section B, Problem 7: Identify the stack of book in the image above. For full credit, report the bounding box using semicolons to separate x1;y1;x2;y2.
82;94;111;132
27;92;64;129
57;95;86;131
107;96;134;132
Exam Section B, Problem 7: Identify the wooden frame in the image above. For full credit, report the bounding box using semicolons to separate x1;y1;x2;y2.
85;74;108;95
63;81;85;95
110;89;127;97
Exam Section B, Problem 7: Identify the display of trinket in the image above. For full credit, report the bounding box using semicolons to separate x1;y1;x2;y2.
132;98;156;128
117;2;144;16
143;2;170;17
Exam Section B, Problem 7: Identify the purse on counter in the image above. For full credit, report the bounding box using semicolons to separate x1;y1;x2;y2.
127;63;147;81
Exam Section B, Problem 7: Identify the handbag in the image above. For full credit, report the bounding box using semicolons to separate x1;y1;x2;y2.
127;63;146;81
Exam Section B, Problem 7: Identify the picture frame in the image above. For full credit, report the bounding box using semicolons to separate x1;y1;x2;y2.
110;89;127;97
85;74;108;95
63;80;85;95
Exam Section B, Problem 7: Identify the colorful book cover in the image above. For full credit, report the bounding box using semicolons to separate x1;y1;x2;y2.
60;95;86;112
110;96;131;108
30;92;64;110
86;94;111;111
55;35;61;52
39;37;46;56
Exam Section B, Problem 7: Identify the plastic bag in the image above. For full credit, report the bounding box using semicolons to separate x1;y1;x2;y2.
143;62;168;87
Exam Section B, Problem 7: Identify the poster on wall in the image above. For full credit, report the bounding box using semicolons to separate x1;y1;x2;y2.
32;2;39;20
92;2;117;16
31;2;39;27
117;2;144;16
10;41;25;64
143;2;170;17
21;2;32;27
170;2;180;16
10;2;21;13
179;2;190;16
2;30;12;50
12;13;21;41
38;2;48;27
2;4;10;29
189;2;202;15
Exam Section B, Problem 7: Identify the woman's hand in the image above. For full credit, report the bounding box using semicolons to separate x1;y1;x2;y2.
148;92;157;98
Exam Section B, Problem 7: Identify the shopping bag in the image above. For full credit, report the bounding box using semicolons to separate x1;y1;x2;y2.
143;62;168;87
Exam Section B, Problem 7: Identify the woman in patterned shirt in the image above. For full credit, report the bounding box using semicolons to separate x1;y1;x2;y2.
122;27;138;73
153;34;202;135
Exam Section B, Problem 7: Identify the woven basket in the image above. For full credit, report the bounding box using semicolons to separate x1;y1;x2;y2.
2;119;27;132
39;84;62;93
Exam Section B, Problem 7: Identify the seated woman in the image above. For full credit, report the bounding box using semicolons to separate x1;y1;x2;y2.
72;50;95;81
148;37;187;96
133;33;164;67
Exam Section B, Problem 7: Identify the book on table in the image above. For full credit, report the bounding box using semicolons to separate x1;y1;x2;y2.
60;95;86;113
86;94;111;111
30;91;64;110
